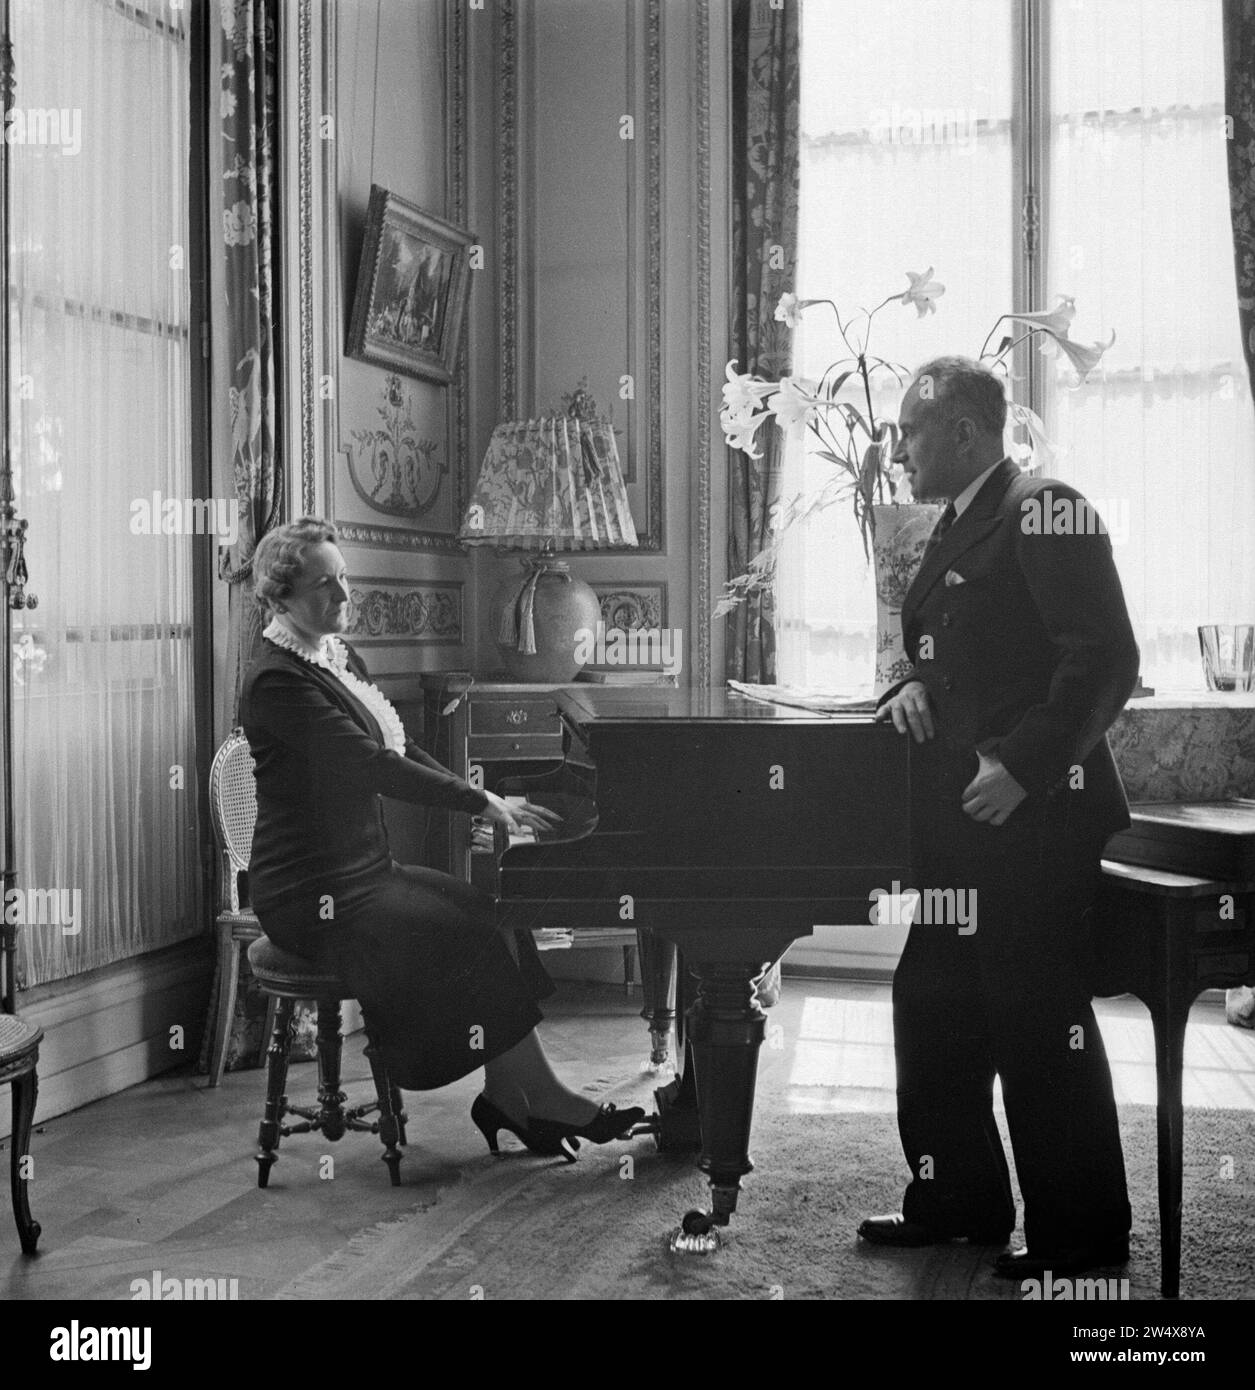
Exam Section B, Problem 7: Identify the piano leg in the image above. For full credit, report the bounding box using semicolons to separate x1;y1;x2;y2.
668;957;768;1255
637;931;678;1067
1149;998;1188;1301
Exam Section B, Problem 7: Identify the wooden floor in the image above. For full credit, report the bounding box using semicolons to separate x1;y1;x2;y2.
1;977;1251;1301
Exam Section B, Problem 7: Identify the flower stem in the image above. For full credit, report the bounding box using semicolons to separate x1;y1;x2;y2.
979;314;1011;362
985;329;1039;371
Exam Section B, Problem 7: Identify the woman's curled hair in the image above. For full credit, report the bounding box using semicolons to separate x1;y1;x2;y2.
253;517;339;613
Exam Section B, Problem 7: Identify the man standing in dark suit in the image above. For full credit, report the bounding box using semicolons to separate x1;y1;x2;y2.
857;356;1140;1278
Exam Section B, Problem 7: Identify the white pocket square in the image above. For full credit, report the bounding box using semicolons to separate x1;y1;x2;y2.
944;569;966;586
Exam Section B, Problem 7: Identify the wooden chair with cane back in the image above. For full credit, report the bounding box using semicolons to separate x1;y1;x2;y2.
205;728;408;1187
204;728;272;1086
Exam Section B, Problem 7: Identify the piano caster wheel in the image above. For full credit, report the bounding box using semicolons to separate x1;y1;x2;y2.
668;1210;723;1255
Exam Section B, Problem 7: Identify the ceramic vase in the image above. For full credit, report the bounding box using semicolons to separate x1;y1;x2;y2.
871;502;945;696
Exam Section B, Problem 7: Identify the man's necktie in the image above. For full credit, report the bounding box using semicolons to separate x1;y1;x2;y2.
923;502;957;560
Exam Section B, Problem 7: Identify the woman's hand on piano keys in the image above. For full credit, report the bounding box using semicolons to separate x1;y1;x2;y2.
480;790;564;839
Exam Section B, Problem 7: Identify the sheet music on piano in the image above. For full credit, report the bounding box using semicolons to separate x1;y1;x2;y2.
726;680;879;714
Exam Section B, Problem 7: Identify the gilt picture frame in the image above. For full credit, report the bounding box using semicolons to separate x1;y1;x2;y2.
347;185;474;386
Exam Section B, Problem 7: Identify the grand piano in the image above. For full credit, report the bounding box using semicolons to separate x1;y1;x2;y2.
444;679;1255;1280
482;684;925;1250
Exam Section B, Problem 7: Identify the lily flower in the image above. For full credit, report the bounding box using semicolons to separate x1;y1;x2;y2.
766;376;821;435
1007;399;1059;468
1041;328;1116;383
900;268;945;317
720;404;770;458
1003;296;1077;338
722;360;777;417
774;292;811;329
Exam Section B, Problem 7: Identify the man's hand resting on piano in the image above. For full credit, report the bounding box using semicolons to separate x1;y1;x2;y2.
874;680;935;744
479;790;564;838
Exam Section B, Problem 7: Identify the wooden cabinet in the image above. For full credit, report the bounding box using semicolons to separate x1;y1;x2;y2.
420;674;580;882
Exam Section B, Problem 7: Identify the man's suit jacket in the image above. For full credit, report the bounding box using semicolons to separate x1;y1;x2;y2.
885;458;1139;848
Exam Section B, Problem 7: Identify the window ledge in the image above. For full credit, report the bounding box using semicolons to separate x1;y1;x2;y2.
1126;691;1255;709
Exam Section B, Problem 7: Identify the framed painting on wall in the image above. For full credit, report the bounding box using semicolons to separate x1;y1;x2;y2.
347;184;474;387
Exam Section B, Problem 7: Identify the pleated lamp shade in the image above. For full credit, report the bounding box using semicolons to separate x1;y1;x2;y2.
458;414;638;681
458;415;637;549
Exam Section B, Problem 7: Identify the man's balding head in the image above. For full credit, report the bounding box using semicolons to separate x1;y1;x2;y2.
912;356;1008;437
892;356;1009;502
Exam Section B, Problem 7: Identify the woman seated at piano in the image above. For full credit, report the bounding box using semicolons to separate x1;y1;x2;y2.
239;517;643;1158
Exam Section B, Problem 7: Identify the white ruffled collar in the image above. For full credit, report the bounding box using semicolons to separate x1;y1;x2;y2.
264;617;407;754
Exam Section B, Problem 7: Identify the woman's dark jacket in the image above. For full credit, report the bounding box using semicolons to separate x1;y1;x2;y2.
239;639;488;914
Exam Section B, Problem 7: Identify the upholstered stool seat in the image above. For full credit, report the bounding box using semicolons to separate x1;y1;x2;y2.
246;938;352;998
245;935;408;1188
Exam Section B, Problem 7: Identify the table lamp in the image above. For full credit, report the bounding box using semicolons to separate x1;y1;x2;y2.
459;402;638;681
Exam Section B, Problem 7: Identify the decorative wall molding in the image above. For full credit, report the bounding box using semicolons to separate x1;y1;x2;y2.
284;0;340;517
591;581;669;630
446;0;470;531
345;374;448;518
500;0;663;552
693;0;712;688
295;0;316;513
498;0;517;420
641;0;663;555
347;578;464;646
333;0;470;554
446;0;466;227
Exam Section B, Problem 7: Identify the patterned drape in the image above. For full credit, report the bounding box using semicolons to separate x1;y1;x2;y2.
1224;0;1255;406
219;0;282;722
725;0;800;683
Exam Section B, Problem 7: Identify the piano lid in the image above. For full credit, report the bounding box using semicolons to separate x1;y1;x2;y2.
1129;800;1255;836
557;685;878;725
1106;799;1255;882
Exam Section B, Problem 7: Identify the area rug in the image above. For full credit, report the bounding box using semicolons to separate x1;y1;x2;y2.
276;1104;1254;1301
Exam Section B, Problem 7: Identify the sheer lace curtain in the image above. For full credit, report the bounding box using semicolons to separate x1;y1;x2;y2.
9;0;202;984
780;0;1014;692
1045;0;1255;691
781;0;1253;695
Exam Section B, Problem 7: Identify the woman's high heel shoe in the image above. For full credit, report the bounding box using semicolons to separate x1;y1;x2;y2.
527;1102;646;1150
471;1094;577;1162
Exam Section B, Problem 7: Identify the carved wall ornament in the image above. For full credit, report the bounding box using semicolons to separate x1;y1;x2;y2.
347;374;447;517
347;578;464;645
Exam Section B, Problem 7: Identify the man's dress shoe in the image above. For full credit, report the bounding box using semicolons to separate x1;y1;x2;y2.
993;1240;1130;1280
857;1213;1011;1248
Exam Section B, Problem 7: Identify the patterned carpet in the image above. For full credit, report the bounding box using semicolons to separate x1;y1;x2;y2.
276;1103;1255;1301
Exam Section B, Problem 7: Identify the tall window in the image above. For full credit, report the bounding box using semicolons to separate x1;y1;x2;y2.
9;0;206;984
781;0;1253;693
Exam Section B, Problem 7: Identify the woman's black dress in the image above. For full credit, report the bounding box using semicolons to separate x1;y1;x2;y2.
239;638;552;1089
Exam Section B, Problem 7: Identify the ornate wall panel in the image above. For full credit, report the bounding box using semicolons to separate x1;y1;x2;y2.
499;0;664;553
